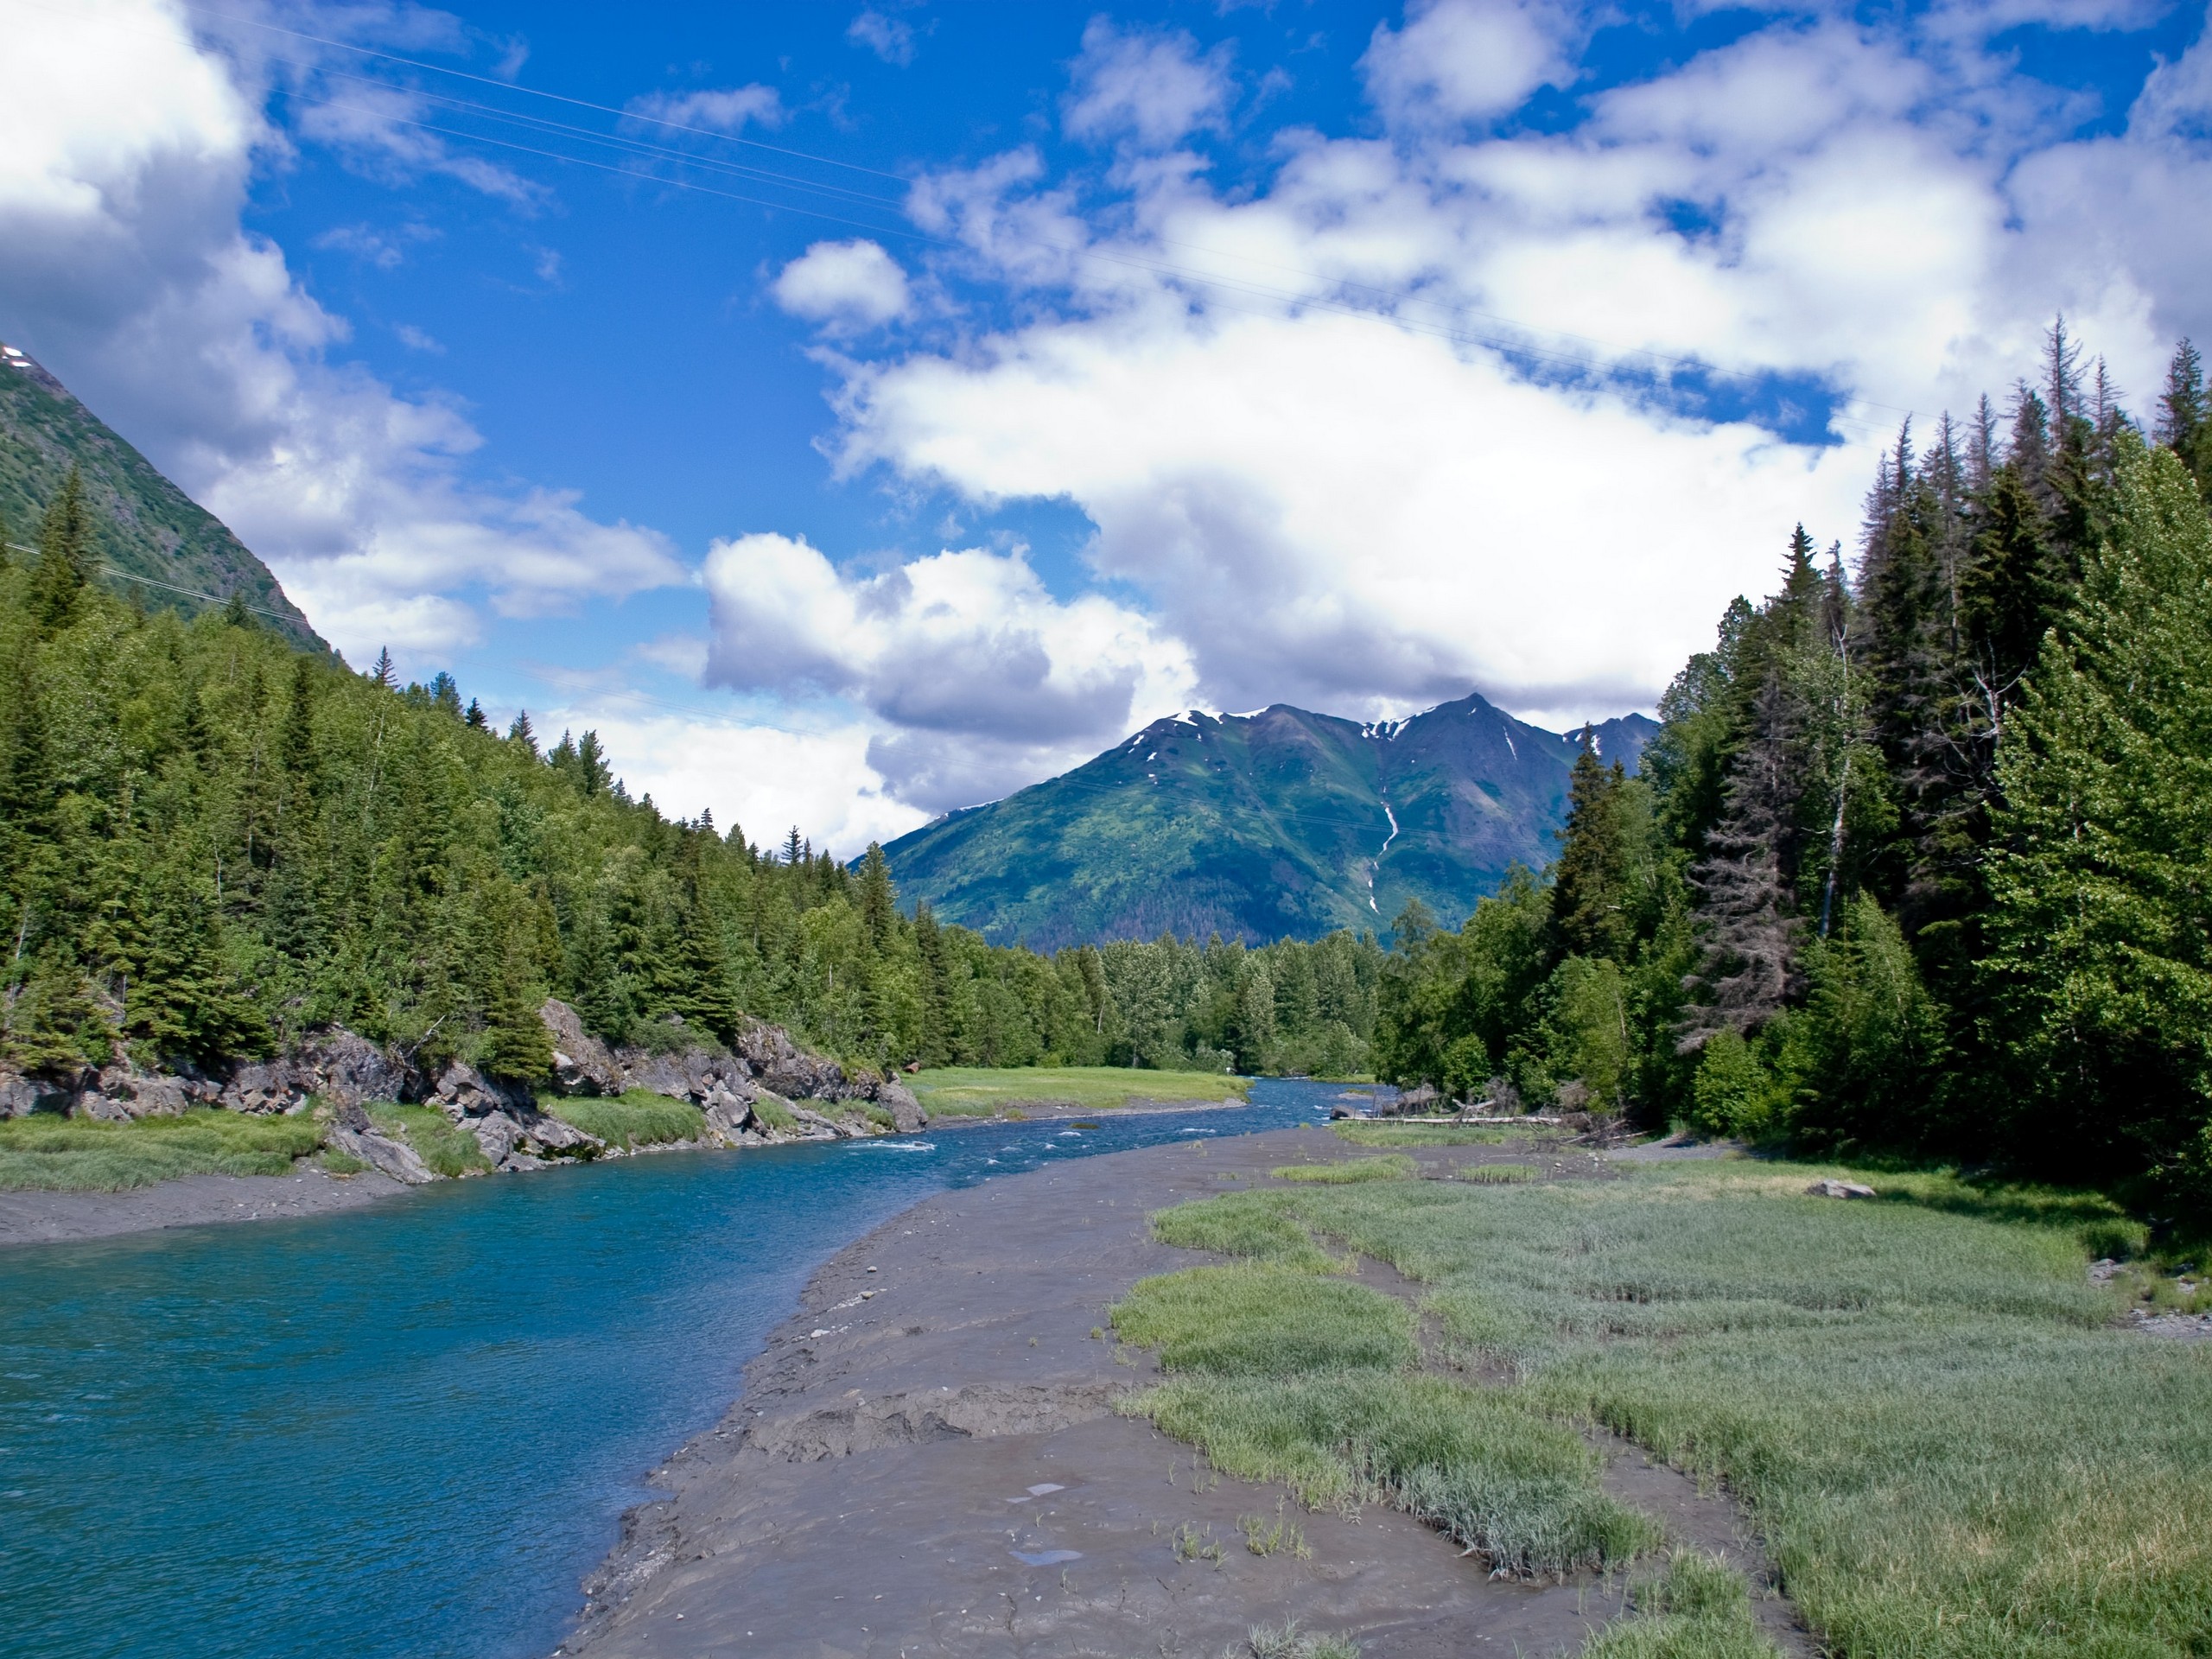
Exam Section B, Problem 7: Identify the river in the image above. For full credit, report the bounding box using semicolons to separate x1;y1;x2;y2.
0;1080;1343;1659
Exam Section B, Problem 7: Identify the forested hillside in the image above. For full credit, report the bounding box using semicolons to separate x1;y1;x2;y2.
0;346;321;650
0;484;1383;1086
1376;326;2212;1205
884;696;1656;948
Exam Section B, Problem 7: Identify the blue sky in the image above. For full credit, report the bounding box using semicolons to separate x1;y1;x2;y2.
4;0;2209;849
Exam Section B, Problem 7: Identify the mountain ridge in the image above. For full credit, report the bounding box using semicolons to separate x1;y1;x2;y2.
0;342;321;650
881;691;1656;949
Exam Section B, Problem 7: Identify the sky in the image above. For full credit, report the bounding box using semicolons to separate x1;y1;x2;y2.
3;0;2209;854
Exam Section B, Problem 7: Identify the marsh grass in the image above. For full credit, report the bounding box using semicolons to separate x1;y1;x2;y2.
1582;1552;1777;1659
1143;1159;2212;1657
1271;1154;1418;1184
1331;1122;1535;1147
908;1065;1249;1117
548;1091;704;1149
367;1104;489;1178
1240;1621;1361;1659
0;1109;326;1190
1459;1164;1535;1184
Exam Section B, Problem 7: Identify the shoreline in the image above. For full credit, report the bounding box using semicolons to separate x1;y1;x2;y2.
557;1124;1634;1658
0;1164;412;1248
0;1093;1265;1250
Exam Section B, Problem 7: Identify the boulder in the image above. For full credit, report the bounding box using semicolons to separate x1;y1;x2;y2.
429;1061;537;1121
873;1080;926;1134
1805;1179;1877;1200
93;1065;189;1118
540;1000;621;1096
0;1068;79;1119
461;1103;603;1172
74;1092;135;1123
213;1028;410;1115
700;1084;757;1142
327;1103;436;1185
734;1018;848;1101
790;1105;853;1139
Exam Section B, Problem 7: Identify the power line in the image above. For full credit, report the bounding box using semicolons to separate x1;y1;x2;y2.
3;541;301;622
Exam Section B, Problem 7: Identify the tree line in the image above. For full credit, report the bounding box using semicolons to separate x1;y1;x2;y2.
1375;325;2212;1209
0;484;1382;1086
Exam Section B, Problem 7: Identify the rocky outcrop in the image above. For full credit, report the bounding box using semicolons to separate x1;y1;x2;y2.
875;1081;925;1134
541;999;622;1096
425;1060;605;1172
219;1030;412;1114
734;1017;850;1101
327;1103;435;1185
0;1070;77;1119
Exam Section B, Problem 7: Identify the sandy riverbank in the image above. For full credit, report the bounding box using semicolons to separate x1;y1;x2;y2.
556;1125;1740;1659
0;1164;411;1248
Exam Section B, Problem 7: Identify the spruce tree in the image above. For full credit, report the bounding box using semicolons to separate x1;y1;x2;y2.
2158;338;2210;500
32;467;91;632
1984;435;2212;1185
480;948;553;1085
1550;742;1631;963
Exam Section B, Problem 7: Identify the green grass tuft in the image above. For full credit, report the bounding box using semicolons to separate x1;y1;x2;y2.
1581;1552;1778;1659
1115;1263;1418;1376
1331;1121;1534;1147
1459;1164;1535;1184
1272;1154;1418;1184
0;1109;327;1191
366;1104;489;1178
751;1094;798;1133
547;1091;704;1149
1150;1191;1344;1272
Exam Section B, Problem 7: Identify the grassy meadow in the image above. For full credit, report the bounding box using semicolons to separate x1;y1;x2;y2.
1114;1153;2212;1658
0;1109;327;1191
907;1065;1249;1117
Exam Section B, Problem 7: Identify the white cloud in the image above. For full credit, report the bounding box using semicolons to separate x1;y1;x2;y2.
1363;0;1584;124
811;1;2212;747
0;0;685;666
848;10;918;67
702;533;1196;811
1064;18;1235;150
772;240;912;334
537;705;925;857
623;84;786;134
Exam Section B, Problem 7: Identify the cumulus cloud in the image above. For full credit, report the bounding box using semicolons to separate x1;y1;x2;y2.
702;534;1196;811
1064;18;1236;149
801;0;2212;747
772;240;913;334
623;84;785;133
536;704;925;855
1363;0;1584;124
0;0;684;665
848;10;918;67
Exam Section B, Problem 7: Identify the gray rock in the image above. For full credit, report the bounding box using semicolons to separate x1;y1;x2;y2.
328;1105;435;1185
541;999;622;1096
873;1080;926;1134
465;1103;603;1172
74;1093;134;1123
1805;1179;1877;1200
430;1061;536;1120
0;1069;79;1119
213;1028;410;1115
734;1018;847;1101
93;1066;188;1118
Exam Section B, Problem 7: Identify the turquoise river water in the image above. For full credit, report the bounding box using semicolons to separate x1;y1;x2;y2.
0;1079;1341;1659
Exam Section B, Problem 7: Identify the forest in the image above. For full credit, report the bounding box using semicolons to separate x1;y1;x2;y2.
0;489;1380;1090
1376;326;2212;1207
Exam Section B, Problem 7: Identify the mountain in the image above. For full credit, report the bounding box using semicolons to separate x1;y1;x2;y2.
881;693;1657;949
0;340;321;650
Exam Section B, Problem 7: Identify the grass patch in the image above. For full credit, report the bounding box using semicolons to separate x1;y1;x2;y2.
1331;1121;1535;1147
1150;1190;1344;1272
1116;1224;1659;1576
0;1108;326;1191
1583;1552;1778;1659
1272;1154;1418;1184
908;1065;1249;1117
751;1094;798;1134
366;1104;489;1178
318;1147;367;1176
1142;1160;2212;1657
547;1091;705;1149
1459;1164;1535;1185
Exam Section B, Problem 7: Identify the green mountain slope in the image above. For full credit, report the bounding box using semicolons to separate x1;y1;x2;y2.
882;693;1656;947
0;342;321;650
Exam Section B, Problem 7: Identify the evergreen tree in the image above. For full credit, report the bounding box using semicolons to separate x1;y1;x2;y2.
480;947;553;1085
1682;673;1802;1044
1984;435;2212;1189
1549;741;1631;963
32;466;91;632
2158;338;2210;500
